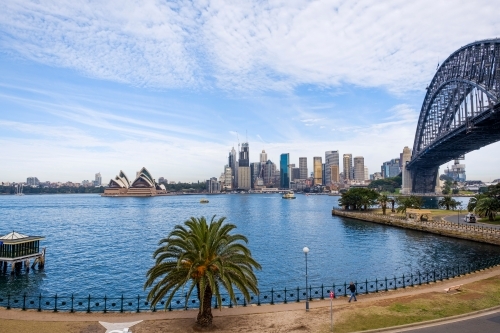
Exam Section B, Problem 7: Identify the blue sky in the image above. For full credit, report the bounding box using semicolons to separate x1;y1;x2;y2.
1;0;499;183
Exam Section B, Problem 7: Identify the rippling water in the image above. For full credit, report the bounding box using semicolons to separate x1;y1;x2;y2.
1;194;499;297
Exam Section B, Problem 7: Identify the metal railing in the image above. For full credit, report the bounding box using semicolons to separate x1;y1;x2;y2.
2;257;500;312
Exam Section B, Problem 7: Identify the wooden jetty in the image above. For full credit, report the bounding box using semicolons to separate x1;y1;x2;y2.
0;231;46;274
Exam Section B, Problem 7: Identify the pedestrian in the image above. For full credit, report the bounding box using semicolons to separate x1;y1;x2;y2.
348;281;357;302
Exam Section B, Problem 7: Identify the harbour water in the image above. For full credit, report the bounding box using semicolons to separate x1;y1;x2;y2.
1;194;499;297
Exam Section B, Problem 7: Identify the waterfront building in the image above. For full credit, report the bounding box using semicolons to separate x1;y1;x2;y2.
343;154;353;180
223;166;232;190
364;167;369;181
263;160;277;186
280;153;290;189
401;146;412;194
313;156;322;185
250;162;261;189
291;167;300;181
0;231;46;274
103;167;167;196
444;160;466;182
353;156;365;181
26;177;40;186
325;151;339;185
206;177;220;193
238;142;251;190
299;157;308;180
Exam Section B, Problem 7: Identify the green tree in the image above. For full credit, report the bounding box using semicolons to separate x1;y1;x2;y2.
378;194;389;215
396;195;424;214
475;198;499;221
438;196;460;210
144;216;261;328
338;188;379;210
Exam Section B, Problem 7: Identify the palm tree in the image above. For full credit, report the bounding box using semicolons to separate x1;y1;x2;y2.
378;194;389;215
467;194;485;212
475;198;499;221
144;216;261;328
438;196;459;210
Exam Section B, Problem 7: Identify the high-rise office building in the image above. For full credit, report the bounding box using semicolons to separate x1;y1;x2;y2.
250;162;261;189
299;157;308;180
330;165;340;183
313;157;322;185
325;151;339;185
26;177;40;186
263;160;276;186
364;167;369;181
229;147;238;189
280;153;290;189
343;154;353;180
223;166;232;190
238;143;251;190
353;156;365;181
260;150;267;163
95;172;102;186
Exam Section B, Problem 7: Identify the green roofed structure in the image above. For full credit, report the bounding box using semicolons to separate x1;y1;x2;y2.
0;231;46;274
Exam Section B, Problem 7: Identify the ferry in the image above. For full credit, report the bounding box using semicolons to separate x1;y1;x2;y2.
282;191;296;199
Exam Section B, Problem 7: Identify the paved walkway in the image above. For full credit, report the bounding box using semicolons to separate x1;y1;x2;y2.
443;213;500;229
2;265;500;326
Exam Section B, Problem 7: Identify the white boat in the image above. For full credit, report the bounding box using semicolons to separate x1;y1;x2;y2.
282;192;296;199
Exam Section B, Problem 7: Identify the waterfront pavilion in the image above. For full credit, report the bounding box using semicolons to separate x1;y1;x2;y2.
0;231;45;274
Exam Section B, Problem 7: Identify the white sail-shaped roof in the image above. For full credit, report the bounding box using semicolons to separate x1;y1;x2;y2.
0;231;28;240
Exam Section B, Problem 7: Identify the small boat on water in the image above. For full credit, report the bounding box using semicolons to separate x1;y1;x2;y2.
282;191;296;199
200;199;209;203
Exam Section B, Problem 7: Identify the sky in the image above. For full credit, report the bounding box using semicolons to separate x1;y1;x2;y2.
1;0;499;183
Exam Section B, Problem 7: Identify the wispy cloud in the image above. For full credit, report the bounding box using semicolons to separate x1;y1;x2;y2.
1;1;499;93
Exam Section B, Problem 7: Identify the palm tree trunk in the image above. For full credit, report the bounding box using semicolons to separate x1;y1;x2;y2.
382;204;386;215
196;285;213;327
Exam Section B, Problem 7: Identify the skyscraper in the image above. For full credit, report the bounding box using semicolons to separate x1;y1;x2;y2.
260;150;267;163
280;153;290;189
325;151;339;185
95;172;102;186
238;142;251;190
330;165;340;183
299;157;308;180
353;156;365;181
313;156;322;185
343;154;353;181
229;147;238;189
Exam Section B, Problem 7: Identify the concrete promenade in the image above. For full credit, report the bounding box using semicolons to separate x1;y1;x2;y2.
332;209;500;246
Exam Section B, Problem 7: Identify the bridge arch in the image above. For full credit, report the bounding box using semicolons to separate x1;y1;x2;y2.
406;39;500;193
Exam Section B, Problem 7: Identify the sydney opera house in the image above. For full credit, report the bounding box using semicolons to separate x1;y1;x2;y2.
102;167;167;197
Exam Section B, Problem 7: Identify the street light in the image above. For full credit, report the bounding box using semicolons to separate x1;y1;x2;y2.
303;246;310;311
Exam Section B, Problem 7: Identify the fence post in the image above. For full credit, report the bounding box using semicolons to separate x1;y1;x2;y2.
257;293;261;306
22;292;26;311
385;277;388;291
333;283;336;298
120;294;124;313
296;287;299;302
54;294;58;312
375;278;378;293
402;274;405;288
213;297;217;310
243;295;247;307
394;276;397;290
344;282;347;297
71;294;74;313
433;270;436;283
7;294;10;310
418;271;421;285
365;279;368;294
309;285;312;301
104;295;107;313
410;273;414;287
284;288;287;304
137;295;141;313
271;288;274;305
87;294;91;313
321;284;324;300
38;293;41;312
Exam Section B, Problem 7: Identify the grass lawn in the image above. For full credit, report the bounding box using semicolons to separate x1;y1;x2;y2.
478;215;500;225
367;208;457;218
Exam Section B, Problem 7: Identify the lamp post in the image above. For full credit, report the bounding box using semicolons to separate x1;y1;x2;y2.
458;204;462;223
303;246;310;311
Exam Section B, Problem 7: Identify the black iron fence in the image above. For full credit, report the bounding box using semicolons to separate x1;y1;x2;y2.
1;258;500;312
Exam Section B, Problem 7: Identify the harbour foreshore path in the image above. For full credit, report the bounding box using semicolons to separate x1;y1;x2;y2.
1;264;500;331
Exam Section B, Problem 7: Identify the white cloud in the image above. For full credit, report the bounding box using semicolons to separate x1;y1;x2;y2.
1;1;499;92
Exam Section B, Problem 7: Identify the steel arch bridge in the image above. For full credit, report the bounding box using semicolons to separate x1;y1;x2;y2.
406;39;500;193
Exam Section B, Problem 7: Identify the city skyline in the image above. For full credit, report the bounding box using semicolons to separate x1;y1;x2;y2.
1;1;500;183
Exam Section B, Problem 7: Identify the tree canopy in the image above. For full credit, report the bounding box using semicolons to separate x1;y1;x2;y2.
339;188;379;210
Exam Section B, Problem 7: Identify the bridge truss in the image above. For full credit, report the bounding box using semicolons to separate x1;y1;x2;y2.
407;39;500;193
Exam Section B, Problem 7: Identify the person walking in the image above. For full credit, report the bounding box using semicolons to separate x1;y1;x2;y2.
348;282;357;302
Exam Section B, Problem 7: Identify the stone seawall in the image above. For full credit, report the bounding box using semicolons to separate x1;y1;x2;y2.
332;209;500;246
